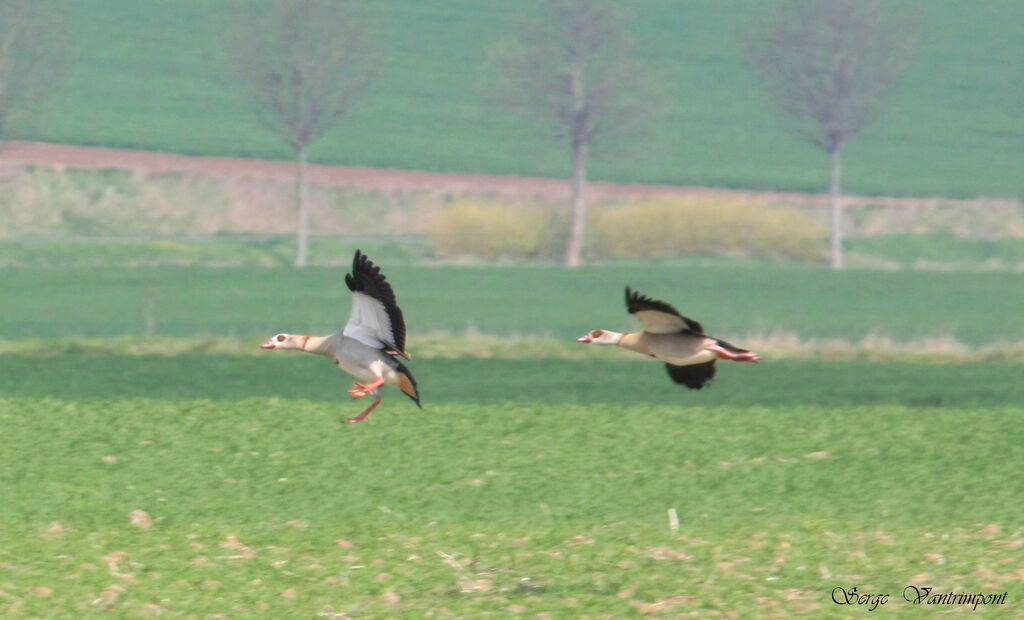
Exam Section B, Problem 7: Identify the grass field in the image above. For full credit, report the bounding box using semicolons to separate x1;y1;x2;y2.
5;0;1022;613
847;235;1024;271
2;257;1021;615
3;355;1024;409
1;390;1021;616
19;0;1024;198
6;234;1024;271
4;258;1023;347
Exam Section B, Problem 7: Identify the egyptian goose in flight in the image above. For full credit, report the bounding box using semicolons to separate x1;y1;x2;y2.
577;287;759;389
260;250;420;424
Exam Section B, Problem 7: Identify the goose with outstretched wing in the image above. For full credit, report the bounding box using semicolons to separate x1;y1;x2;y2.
261;250;420;424
576;287;759;390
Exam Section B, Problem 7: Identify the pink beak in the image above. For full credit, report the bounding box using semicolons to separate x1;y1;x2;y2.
576;335;592;343
260;339;276;350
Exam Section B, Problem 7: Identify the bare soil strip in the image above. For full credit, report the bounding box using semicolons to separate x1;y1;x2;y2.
2;140;1017;208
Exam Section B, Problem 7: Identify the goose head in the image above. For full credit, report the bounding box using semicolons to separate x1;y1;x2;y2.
576;329;623;345
260;333;301;350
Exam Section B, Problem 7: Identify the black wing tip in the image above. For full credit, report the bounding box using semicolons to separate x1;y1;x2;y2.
353;249;373;271
625;286;672;315
348;249;382;291
665;361;717;390
625;285;642;311
346;250;389;296
346;249;363;292
624;286;657;309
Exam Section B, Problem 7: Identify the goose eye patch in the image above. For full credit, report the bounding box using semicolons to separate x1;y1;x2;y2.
276;335;286;342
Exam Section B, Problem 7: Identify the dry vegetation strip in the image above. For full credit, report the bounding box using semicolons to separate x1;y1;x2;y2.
2;331;1022;363
2;141;1022;239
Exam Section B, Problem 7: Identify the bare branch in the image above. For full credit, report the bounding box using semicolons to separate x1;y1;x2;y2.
744;0;920;270
489;0;657;266
490;0;654;149
225;0;375;267
745;0;920;152
227;0;374;152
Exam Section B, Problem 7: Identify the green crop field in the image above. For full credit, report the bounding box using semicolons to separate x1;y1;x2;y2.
1;256;1022;615
847;235;1024;271
1;373;1021;616
4;258;1023;346
19;0;1024;198
3;356;1024;410
5;0;1021;612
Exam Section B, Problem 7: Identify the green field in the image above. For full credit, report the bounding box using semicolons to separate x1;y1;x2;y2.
3;356;1024;409
8;234;1024;272
2;388;1021;616
2;257;1021;615
20;0;1024;198
5;0;1022;612
5;258;1023;346
847;235;1024;271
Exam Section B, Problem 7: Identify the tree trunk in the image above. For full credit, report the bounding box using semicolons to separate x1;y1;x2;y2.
564;140;588;268
295;144;310;268
828;145;844;270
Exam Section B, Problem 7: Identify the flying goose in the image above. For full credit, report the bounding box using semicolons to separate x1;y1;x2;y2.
576;287;759;389
260;250;420;424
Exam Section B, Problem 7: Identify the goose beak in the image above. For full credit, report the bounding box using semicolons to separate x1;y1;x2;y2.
260;339;276;350
576;334;592;343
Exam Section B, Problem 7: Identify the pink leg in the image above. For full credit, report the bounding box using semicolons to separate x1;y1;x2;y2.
344;393;381;424
709;344;760;362
347;376;386;398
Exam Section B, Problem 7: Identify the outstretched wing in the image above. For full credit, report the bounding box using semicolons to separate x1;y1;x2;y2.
343;250;408;356
625;287;704;334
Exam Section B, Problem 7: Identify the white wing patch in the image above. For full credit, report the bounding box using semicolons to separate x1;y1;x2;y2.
634;310;689;334
343;292;396;349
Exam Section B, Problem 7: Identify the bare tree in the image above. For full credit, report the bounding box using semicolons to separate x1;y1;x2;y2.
492;0;654;267
227;0;373;267
746;0;919;269
0;0;65;145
